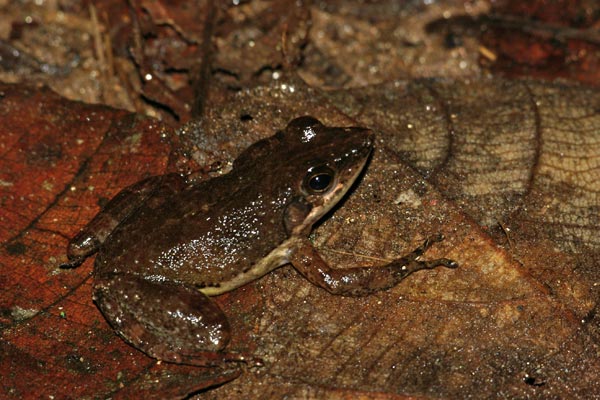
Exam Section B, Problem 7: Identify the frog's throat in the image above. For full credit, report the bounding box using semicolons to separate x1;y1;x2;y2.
198;237;299;296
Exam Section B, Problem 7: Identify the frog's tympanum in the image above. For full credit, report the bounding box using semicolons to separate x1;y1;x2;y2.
64;116;457;367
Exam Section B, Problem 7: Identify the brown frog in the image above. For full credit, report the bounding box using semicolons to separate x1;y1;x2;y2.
64;116;457;367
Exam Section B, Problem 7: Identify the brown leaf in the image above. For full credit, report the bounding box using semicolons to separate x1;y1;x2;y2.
214;1;311;84
299;1;488;88
4;76;599;398
198;78;600;398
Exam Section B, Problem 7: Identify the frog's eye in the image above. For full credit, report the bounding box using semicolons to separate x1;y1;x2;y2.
304;166;335;194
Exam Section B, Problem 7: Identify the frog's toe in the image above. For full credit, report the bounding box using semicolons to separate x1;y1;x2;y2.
426;258;459;269
177;351;263;368
59;255;86;269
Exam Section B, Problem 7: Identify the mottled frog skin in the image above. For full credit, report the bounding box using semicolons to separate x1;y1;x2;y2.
64;116;457;366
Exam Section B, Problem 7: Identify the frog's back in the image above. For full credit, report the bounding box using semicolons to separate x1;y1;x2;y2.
94;173;290;291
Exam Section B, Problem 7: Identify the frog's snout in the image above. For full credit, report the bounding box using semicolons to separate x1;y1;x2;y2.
354;129;374;159
344;126;374;151
363;130;375;150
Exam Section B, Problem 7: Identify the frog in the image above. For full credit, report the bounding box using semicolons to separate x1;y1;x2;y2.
63;116;458;367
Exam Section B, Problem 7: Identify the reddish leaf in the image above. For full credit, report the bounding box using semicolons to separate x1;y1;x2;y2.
481;1;600;84
0;83;232;397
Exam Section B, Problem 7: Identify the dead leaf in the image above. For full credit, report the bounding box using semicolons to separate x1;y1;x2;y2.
3;75;600;398
299;1;489;88
196;78;600;398
2;0;600;399
425;1;600;85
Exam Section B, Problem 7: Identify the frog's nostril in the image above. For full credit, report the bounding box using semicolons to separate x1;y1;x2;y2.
364;132;374;148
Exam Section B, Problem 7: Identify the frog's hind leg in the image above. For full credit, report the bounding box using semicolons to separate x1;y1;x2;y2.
63;174;185;268
93;273;250;367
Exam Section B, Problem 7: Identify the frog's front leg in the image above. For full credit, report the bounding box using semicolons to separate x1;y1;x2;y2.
63;174;185;267
93;273;251;366
290;235;458;296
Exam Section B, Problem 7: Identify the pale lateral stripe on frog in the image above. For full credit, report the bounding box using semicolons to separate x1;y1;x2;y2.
198;236;300;296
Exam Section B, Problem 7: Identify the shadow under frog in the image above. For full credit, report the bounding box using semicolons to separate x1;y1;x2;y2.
63;116;457;370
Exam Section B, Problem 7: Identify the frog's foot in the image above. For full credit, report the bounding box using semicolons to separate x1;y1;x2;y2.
59;255;86;269
400;257;458;275
399;234;459;273
93;273;246;368
367;234;458;286
172;350;264;368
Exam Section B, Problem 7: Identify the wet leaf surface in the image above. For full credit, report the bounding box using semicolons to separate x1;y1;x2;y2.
1;1;600;399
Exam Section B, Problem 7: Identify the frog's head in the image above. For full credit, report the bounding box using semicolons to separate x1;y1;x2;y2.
269;116;374;236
